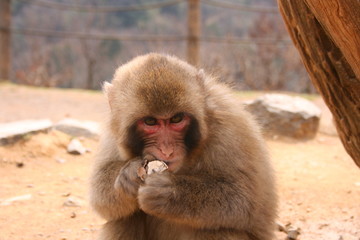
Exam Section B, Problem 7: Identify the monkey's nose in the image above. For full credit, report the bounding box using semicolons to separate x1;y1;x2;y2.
160;146;174;158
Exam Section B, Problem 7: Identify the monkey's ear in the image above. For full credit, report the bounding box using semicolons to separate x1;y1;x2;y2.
102;82;114;111
196;69;206;89
197;69;205;79
103;82;113;97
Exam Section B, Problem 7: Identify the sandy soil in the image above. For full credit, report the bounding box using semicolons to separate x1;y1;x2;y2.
0;83;359;240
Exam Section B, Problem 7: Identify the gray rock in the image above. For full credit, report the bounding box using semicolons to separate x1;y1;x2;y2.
0;119;53;145
63;197;84;207
277;222;287;232
55;157;67;164
245;94;321;139
313;99;338;136
287;227;301;240
67;138;87;155
54;118;100;138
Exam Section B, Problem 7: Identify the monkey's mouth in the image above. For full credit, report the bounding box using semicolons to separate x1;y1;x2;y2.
162;161;170;167
162;160;179;172
146;157;179;172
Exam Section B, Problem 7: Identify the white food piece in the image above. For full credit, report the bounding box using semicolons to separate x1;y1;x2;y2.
146;160;168;175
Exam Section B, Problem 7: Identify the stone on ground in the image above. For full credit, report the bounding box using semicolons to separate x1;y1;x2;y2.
67;138;88;155
0;119;53;145
54;118;100;138
244;94;321;139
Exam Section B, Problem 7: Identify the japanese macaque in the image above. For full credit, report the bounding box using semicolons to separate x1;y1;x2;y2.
90;53;277;240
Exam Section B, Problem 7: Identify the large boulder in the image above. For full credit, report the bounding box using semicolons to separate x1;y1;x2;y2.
245;94;321;139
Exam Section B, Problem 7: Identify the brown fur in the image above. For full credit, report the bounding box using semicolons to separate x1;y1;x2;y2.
90;53;277;240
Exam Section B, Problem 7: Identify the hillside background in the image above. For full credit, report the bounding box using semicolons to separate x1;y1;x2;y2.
9;0;313;92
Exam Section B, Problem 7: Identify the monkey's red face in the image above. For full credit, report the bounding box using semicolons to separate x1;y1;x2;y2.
137;113;191;172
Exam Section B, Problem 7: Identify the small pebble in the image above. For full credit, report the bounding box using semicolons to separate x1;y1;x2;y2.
16;162;24;168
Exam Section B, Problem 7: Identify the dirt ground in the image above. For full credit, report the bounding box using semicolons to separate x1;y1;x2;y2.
0;84;359;240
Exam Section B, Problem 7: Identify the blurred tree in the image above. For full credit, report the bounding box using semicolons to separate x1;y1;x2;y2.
81;39;121;89
15;40;72;87
113;0;149;28
100;40;122;59
0;0;11;81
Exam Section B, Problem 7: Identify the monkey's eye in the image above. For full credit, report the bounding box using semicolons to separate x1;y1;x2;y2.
170;113;184;123
144;117;158;126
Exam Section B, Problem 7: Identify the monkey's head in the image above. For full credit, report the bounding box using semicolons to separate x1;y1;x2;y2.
104;53;209;172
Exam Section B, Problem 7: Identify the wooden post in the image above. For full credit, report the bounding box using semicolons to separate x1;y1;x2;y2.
187;0;201;67
278;0;360;166
0;0;11;81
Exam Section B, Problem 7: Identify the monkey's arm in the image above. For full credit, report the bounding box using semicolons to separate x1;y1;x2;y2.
138;172;254;230
90;155;143;221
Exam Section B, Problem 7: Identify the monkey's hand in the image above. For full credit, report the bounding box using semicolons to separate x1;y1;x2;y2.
138;172;175;217
138;173;251;230
115;158;144;198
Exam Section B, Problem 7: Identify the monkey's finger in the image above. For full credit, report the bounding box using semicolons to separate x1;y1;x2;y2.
137;167;146;181
142;154;157;164
114;171;141;195
144;172;173;188
138;184;174;215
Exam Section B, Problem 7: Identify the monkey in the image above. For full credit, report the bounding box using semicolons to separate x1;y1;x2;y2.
89;53;277;240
